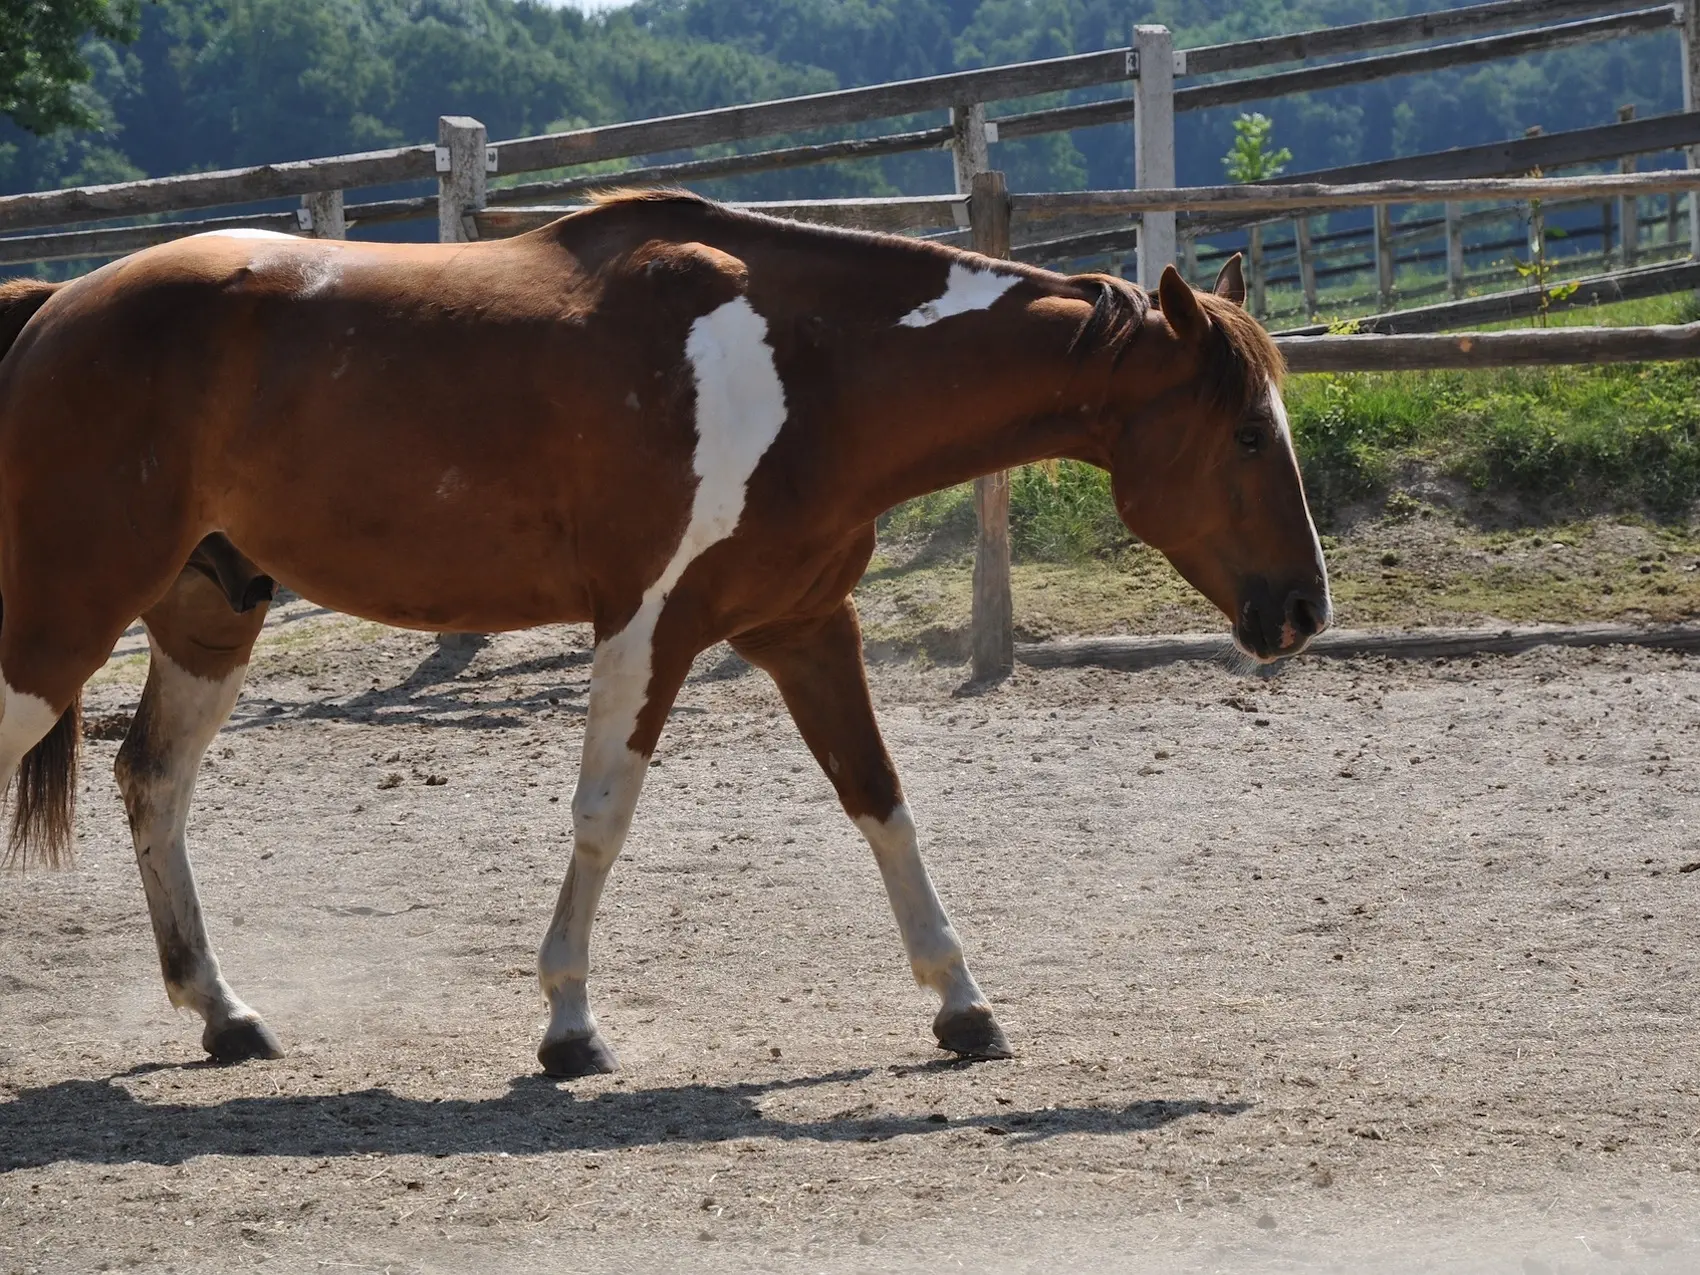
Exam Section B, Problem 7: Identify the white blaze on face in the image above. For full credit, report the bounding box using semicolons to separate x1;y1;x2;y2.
589;296;790;761
897;261;1021;329
1264;380;1332;639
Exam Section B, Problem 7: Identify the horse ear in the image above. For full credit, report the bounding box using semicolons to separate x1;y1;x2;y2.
1157;264;1209;345
1213;254;1247;306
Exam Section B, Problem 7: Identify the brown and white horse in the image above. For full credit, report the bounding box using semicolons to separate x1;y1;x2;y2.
0;190;1328;1076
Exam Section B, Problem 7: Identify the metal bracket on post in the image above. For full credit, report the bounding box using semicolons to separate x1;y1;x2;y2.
437;115;488;244
1133;25;1177;287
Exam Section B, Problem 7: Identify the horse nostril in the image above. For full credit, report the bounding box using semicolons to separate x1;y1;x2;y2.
1286;592;1326;642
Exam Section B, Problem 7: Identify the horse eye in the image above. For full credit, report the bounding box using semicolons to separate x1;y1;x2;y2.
1237;425;1263;453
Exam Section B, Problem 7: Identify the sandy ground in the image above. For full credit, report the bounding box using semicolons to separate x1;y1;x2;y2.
2;605;1698;1273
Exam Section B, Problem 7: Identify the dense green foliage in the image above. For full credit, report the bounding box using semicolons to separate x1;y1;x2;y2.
1;0;139;137
1;0;1687;201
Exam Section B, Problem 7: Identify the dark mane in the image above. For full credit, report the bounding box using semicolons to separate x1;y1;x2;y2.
1195;289;1286;416
1066;273;1148;367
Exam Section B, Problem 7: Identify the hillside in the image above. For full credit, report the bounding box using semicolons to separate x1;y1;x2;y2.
1;0;1684;201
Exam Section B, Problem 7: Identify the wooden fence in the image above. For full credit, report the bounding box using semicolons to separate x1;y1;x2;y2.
1;0;1698;677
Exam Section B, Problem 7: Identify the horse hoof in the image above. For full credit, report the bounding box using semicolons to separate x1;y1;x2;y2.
934;1005;1013;1060
538;1033;619;1078
203;1017;284;1063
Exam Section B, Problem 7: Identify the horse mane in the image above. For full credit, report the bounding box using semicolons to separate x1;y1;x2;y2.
1067;273;1148;368
585;186;715;210
1194;289;1286;416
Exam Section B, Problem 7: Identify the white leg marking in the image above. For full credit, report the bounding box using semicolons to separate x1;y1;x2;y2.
538;294;790;1048
854;804;989;1017
898;261;1022;329
118;639;259;1033
0;679;62;790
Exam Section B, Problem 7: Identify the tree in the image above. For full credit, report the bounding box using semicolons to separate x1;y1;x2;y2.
1;0;140;135
1221;111;1292;183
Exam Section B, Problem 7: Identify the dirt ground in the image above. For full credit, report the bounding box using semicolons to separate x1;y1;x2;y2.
2;603;1698;1274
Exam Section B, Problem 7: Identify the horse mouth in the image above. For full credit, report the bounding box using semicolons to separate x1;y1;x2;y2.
1234;589;1329;662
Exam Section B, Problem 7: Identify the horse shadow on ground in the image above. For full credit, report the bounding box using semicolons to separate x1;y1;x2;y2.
0;1065;1249;1171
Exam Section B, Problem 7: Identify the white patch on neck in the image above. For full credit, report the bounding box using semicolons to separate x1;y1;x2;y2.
898;261;1020;329
590;296;789;756
197;228;298;241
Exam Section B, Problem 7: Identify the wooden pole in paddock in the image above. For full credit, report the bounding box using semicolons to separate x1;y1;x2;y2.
1445;201;1466;299
1373;203;1395;310
1684;3;1700;255
301;190;346;239
1133;25;1177;286
437;115;489;244
969;169;1014;681
1295;217;1318;319
1618;105;1639;268
952;102;1013;681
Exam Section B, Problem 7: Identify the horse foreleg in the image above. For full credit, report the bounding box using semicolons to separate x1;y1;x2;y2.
536;616;693;1078
732;601;1011;1060
116;570;276;1062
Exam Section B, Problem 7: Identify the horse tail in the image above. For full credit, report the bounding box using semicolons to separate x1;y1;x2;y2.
0;278;76;869
10;685;80;869
0;278;61;361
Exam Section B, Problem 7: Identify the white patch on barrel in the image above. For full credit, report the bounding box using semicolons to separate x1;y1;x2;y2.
197;228;298;241
591;295;789;755
898;261;1021;329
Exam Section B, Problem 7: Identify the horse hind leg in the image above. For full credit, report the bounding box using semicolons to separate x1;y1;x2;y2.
116;568;278;1062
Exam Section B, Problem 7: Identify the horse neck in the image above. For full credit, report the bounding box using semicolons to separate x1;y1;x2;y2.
832;303;1118;522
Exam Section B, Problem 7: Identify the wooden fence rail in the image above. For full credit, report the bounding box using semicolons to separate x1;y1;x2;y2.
1277;322;1700;371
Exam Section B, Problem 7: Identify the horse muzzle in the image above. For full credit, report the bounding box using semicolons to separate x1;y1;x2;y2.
1234;579;1331;662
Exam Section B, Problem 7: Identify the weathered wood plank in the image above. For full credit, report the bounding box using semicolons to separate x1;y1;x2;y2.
1183;0;1658;76
484;126;955;208
1254;110;1700;196
1016;623;1700;672
1275;259;1700;335
1278;324;1700;372
998;7;1678;140
0;212;303;265
1016;169;1700;219
492;50;1129;177
1178;8;1679;114
475;194;966;238
0;146;434;234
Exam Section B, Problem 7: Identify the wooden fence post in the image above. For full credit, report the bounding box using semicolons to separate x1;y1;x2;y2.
437;115;489;244
1684;2;1700;255
1247;223;1267;317
1618;104;1638;267
968;170;1013;681
1445;202;1465;299
301;190;346;239
952;106;1013;680
1373;203;1395;310
1294;217;1318;318
1133;25;1177;287
1179;229;1197;284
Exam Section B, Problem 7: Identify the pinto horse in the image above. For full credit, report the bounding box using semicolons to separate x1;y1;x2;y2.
0;190;1329;1076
